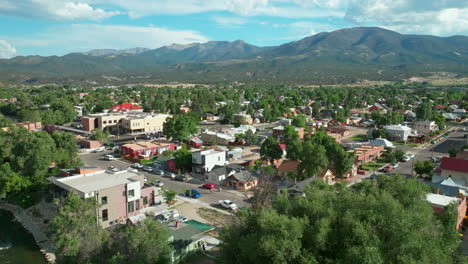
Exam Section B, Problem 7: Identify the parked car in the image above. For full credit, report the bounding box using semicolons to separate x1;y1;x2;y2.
127;167;138;173
175;175;186;182
104;154;114;161
391;162;400;169
165;172;176;179
132;163;144;169
176;216;188;223
383;165;394;172
155;170;164;175
219;200;237;210
202;183;216;189
143;177;147;183
402;156;411;162
143;166;153;172
153;180;164;187
93;146;105;152
185;189;201;198
107;166;118;172
407;153;415;159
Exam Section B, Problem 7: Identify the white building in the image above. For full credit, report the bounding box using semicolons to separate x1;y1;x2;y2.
384;124;412;141
199;131;235;145
192;149;228;174
413;121;439;134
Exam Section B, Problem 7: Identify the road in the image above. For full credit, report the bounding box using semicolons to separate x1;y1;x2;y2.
79;151;250;208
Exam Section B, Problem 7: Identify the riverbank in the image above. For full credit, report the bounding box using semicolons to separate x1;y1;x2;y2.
0;201;56;263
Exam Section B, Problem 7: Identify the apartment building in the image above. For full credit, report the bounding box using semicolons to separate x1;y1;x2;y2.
413;121;439;135
384;124;412;141
192;149;228;174
82;111;170;134
48;167;158;228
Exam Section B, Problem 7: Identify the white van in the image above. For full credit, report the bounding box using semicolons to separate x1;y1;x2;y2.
104;154;114;161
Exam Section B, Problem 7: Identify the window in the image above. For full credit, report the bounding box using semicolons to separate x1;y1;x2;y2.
128;201;134;212
136;200;140;210
114;120;117;123
128;189;135;198
101;196;107;205
143;196;148;205
102;209;108;221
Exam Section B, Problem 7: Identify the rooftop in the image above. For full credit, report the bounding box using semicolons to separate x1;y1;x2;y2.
440;157;468;173
109;102;142;111
426;193;461;208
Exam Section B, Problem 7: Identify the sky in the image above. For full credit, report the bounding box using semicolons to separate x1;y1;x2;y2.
0;0;467;58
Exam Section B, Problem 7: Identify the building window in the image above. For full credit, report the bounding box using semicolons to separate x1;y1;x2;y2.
128;189;135;198
102;209;108;221
128;201;134;212
101;196;107;205
136;200;140;211
143;196;148;205
103;121;107;124
114;120;117;123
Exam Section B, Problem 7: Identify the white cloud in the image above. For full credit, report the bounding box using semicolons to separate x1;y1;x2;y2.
6;24;209;55
344;0;468;36
0;0;119;21
212;16;249;27
0;40;16;58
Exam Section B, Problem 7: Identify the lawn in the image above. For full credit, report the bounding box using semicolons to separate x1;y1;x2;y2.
349;134;368;142
392;141;420;148
360;162;383;171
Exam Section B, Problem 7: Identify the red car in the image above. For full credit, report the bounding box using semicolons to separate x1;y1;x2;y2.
202;183;216;189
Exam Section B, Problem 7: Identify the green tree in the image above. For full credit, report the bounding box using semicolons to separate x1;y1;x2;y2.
282;125;299;145
163;114;198;141
286;137;303;161
297;142;328;180
291;114;307;128
260;137;283;163
90;128;110;142
173;145;192;171
414;160;435;177
116;218;172;264
244;129;258;145
163;189;177;204
416;101;433;121
372;128;386;139
50;192;109;263
333;149;355;178
393;148;406;162
432;113;446;130
52;131;81;168
0;163;31;199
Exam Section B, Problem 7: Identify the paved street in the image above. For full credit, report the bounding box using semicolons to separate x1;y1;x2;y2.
79;151;250;208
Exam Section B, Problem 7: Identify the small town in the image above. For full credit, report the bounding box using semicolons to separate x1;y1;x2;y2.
0;82;467;263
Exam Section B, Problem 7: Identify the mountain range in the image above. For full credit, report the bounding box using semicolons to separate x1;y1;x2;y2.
1;27;467;84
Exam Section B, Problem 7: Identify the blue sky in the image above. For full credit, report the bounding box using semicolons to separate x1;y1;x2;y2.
0;0;467;58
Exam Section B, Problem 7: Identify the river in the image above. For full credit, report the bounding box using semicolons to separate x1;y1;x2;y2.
0;209;47;264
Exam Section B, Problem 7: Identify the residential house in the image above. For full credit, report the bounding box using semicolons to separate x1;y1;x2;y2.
76;135;102;149
272;126;305;141
121;142;176;159
48;167;158;228
224;170;259;191
348;145;385;165
443;113;460;121
384;124;412;141
192;149;227;174
226;125;257;137
428;176;468;197
426;193;467;229
202;113;219;121
199;131;235;145
368;103;387;113
277;160;301;177
233;113;253;125
169;220;216;263
188;137;203;148
227;148;243;161
327;126;350;137
404;111;417;122
16;121;42;131
439;157;468;182
179;105;191;113
278;119;292;126
413;121;439;134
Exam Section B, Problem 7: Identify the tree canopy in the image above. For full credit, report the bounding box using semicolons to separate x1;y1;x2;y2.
163;114;198;141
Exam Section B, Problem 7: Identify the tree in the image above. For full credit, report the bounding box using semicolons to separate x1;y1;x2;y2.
221;176;463;264
416;101;433;121
50;192;109;263
282;125;299;145
162;189;177;204
244;129;258;145
163;114;198;141
0;163;31;199
117;218;172;264
173;145;192;171
52;131;81;168
432;113;446;130
297;142;328;180
393;148;406;162
333;149;355;178
286;137;303;161
291;114;307;128
260;137;283;163
90;128;110;143
414;160;435;177
372;128;386;139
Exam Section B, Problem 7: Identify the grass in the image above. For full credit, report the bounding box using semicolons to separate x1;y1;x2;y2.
349;134;367;141
360;162;383;171
140;158;155;165
392;141;420;148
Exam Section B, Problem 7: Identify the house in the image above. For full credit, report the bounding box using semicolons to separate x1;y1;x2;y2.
179;105;191;113
121;142;176;160
327;126;350;137
426;193;467;229
199;131;235;145
169;220;216;263
443;113;461;121
348;145;384;165
413;121;439;134
227;148;243;161
368;103;387;113
14;121;42;131
189;137;203;148
439;157;468;182
278;119;292;126
369;138;394;148
326;132;342;143
202;113;219;121
76;135;102;149
226;125;256;137
224;170;259;191
108;103;143;112
277;160;301;177
384;124;412;141
272;126;304;141
428;176;468;197
287;169;336;196
233;113;253;125
48;167;158;228
192;149;227;174
404;111;417;122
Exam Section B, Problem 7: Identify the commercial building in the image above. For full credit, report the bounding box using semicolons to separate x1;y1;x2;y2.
348;145;384;165
192;149;227;174
384;124;412;141
48;167;158;228
199;131;235;145
413;121;439;134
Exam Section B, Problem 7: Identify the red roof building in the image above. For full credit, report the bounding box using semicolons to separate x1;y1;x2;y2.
108;103;143;112
435;105;445;109
440;157;468;174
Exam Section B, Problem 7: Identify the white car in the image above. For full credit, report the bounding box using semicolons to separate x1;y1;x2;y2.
407;153;415;159
107;166;118;172
219;200;238;210
104;154;114;161
402;156;411;162
153;180;164;187
143;166;153;172
176;216;188;223
132;163;144;169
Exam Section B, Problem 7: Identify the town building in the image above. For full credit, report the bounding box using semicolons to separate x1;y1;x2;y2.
233;113;253;125
413;121;439;134
82;111;170;134
1;121;42;132
121;141;176;160
348;145;385;165
327;126;350;137
272;126;305;141
48;167;159;228
192;149;227;174
384;124;412;141
199;131;235;145
439;157;468;182
368;138;394;148
108;103;143;112
224;170;259;192
188;137;203;148
426;193;467;229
